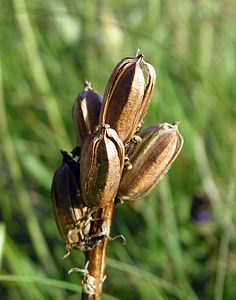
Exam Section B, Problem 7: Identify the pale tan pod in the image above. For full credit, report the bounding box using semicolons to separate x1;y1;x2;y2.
99;54;156;146
73;81;102;146
80;124;124;208
117;123;183;202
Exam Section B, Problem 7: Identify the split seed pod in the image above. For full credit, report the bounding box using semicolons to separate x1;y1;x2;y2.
99;53;156;146
118;123;183;202
80;124;124;208
73;81;102;146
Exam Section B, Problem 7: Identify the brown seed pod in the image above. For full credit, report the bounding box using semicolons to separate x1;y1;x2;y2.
51;150;83;239
73;81;102;146
117;123;183;202
99;53;156;146
51;150;95;254
80;124;124;208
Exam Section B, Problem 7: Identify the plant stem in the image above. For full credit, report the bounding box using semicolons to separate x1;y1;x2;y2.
81;202;116;300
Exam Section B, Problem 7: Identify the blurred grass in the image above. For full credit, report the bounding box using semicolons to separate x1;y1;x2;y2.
1;0;236;299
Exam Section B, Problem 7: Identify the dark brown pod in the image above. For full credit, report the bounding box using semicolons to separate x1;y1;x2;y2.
118;123;183;202
51;150;84;239
80;124;124;208
73;81;102;146
99;54;156;145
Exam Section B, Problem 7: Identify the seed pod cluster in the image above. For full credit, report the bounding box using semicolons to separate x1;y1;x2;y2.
51;52;184;255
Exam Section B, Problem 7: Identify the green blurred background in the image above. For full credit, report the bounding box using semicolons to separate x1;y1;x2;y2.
1;0;236;299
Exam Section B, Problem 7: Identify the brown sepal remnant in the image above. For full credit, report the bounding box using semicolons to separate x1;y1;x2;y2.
118;123;183;202
80;124;124;208
99;54;156;146
73;81;102;146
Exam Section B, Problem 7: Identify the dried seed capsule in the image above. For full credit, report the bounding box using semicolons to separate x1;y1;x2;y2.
51;150;99;254
51;150;84;239
80;124;124;208
73;81;102;146
118;123;183;202
99;53;156;146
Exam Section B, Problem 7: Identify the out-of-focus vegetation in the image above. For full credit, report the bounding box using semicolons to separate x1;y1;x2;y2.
1;0;236;299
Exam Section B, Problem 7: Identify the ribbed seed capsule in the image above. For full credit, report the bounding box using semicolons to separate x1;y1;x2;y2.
99;54;156;146
80;124;124;208
51;151;84;240
73;81;102;146
118;123;183;202
51;150;98;255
